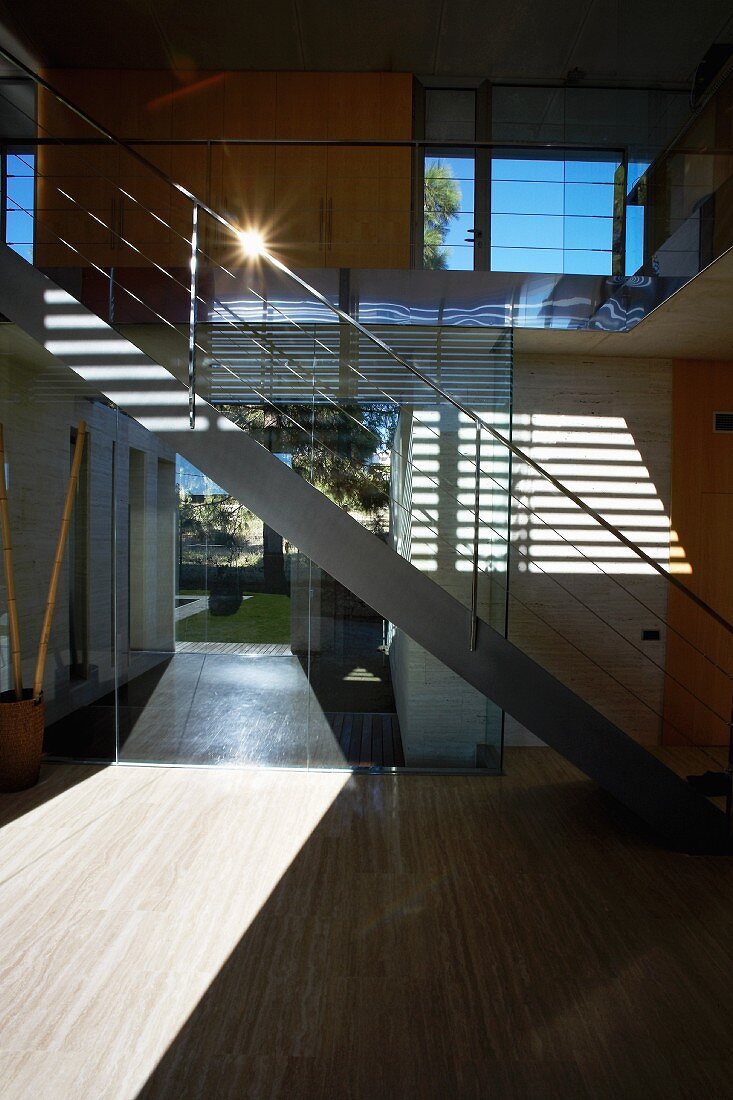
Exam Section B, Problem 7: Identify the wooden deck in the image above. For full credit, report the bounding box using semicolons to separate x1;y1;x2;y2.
175;641;291;656
325;712;404;767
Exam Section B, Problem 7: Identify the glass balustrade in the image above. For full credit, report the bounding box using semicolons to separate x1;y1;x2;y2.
0;54;730;824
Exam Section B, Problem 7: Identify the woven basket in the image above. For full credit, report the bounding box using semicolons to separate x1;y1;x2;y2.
0;690;45;792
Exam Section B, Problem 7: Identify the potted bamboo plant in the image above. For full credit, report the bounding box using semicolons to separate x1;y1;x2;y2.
0;421;86;791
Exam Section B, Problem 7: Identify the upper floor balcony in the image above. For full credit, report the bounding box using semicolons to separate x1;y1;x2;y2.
0;61;730;333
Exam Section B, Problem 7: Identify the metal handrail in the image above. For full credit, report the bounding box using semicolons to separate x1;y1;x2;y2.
8;135;628;153
3;42;733;640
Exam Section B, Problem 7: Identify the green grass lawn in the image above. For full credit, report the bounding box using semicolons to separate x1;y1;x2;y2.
176;592;291;644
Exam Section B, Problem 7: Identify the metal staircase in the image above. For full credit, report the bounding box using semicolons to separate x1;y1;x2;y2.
0;46;730;851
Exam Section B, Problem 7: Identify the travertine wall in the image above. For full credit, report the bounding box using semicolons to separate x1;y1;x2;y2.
389;405;506;767
0;341;176;724
506;354;673;747
389;354;674;755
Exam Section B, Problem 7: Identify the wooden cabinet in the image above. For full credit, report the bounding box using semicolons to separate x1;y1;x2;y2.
35;141;121;268
37;73;120;267
36;69;414;273
664;360;733;746
271;146;327;268
325;145;411;269
269;73;412;269
210;144;276;264
223;72;277;138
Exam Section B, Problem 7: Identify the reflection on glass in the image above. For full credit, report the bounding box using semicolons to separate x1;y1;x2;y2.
625;206;645;275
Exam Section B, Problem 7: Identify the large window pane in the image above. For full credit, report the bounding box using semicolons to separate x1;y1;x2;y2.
563;249;612;275
424;150;476;270
491;157;565;183
564;215;612;251
492;179;564;216
564;182;614;217
491;246;564;273
490;150;619;275
492;213;563;250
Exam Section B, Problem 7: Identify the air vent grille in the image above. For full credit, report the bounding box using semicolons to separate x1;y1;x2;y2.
714;412;733;433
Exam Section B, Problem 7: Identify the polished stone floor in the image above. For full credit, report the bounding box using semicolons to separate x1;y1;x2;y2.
45;651;402;768
3;750;733;1099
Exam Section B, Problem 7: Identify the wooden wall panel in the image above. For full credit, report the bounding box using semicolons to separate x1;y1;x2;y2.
663;359;733;746
223;72;276;138
38;69;414;270
275;73;330;139
272;146;327;267
170;72;224;139
114;71;173;138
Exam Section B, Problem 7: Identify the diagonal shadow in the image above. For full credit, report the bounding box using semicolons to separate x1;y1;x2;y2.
0;760;107;829
133;762;733;1099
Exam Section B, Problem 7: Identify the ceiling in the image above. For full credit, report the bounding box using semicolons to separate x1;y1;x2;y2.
1;0;732;86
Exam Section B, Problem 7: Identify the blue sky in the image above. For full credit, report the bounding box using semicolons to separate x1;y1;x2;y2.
428;152;648;276
3;147;648;278
5;152;35;262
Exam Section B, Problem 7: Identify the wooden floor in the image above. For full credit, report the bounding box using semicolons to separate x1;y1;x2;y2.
1;749;732;1099
325;712;404;767
174;641;292;656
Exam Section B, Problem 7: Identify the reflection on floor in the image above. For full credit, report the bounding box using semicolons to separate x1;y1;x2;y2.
3;750;733;1099
45;652;404;769
325;713;405;767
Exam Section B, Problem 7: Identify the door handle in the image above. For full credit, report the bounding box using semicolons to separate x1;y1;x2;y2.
319;198;324;246
327;197;333;250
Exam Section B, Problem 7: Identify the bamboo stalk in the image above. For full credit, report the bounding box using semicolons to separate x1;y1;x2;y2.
33;421;87;699
0;424;23;699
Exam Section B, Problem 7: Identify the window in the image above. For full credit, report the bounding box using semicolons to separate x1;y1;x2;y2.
490;150;621;275
424;150;476;270
422;88;479;271
625;159;650;275
4;149;35;262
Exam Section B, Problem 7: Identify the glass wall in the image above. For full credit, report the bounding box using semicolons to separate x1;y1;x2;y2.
0;309;510;774
0;64;513;774
420;82;694;277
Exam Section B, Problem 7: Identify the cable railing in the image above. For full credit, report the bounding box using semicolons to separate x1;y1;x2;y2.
0;49;732;807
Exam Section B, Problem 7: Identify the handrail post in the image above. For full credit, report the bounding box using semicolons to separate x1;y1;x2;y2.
108;264;115;326
470;416;481;651
188;202;199;429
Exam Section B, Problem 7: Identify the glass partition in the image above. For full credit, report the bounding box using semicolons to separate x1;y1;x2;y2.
2;53;732;818
0;352;121;763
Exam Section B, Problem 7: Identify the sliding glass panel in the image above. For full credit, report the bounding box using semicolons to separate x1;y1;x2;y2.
306;558;503;772
424;148;476;270
118;460;308;767
111;418;507;774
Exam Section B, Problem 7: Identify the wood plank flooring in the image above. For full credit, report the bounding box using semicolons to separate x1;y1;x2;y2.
325;712;404;767
1;749;733;1099
174;641;291;656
